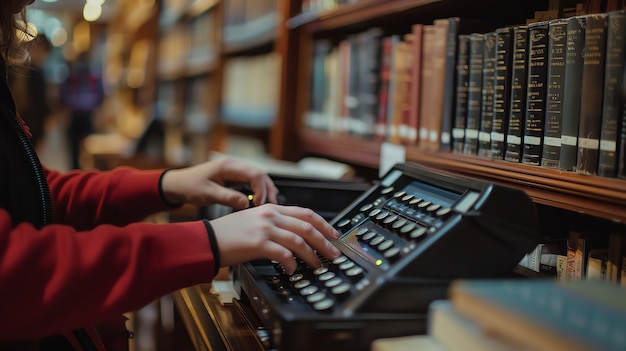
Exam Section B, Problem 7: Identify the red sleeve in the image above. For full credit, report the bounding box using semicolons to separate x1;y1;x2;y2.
0;210;217;341
46;167;177;230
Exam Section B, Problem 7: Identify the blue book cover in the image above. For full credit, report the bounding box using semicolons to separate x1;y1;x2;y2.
450;279;626;351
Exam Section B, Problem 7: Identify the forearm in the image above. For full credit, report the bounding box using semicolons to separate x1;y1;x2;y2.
0;212;216;341
46;167;177;229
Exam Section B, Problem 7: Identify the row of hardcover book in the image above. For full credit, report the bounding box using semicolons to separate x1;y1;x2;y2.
305;10;626;178
519;231;626;287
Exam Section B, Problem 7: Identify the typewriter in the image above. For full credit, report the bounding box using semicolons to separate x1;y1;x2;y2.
231;162;541;351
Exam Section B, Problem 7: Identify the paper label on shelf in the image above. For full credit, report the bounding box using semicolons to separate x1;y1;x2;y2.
379;142;406;178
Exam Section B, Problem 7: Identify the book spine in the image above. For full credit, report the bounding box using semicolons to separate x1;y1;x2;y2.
522;22;550;166
338;38;351;134
325;47;341;132
307;39;332;131
607;233;625;283
505;26;529;163
391;35;410;145
418;26;436;147
576;13;609;176
559;16;587;171
452;34;471;154
396;36;414;145
407;24;424;145
607;0;621;11
491;27;514;160
556;254;568;281
346;34;360;135
566;230;581;280
586;248;609;281
463;33;485;155
598;10;626;177
376;36;393;141
356;28;384;138
477;32;497;158
541;19;569;169
526;243;545;272
426;19;450;151
385;35;401;142
440;17;461;152
617;91;626;179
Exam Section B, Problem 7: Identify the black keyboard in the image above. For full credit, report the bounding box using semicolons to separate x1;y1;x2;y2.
232;162;541;351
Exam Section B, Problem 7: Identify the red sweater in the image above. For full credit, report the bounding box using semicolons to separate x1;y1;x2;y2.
0;167;217;345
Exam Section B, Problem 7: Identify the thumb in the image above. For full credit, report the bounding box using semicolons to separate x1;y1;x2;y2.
208;186;250;209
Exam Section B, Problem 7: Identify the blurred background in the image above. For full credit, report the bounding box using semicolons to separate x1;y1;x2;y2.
20;0;293;180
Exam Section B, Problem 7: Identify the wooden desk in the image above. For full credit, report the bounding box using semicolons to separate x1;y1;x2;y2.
173;284;265;351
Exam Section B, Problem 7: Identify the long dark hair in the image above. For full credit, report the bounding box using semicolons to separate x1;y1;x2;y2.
0;3;32;64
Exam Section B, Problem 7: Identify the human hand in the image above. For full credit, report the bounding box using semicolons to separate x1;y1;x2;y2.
211;204;342;274
160;157;279;209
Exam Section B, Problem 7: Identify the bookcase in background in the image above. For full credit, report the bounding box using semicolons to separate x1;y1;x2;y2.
214;0;283;159
155;0;221;166
149;0;284;167
94;0;160;170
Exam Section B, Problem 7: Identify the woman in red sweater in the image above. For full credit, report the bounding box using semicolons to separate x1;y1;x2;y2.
0;1;341;349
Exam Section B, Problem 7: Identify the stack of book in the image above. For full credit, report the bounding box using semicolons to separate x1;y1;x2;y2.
372;279;626;351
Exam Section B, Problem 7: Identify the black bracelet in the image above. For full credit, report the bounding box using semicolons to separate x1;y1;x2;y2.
158;169;183;208
202;219;221;277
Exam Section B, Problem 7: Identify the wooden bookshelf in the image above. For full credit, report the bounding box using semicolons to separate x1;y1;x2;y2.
213;0;283;159
277;0;626;231
152;0;225;165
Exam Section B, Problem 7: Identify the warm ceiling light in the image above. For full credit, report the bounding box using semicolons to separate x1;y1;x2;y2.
83;3;102;22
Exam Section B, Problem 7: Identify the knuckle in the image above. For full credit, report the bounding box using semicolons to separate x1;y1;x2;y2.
258;222;273;235
258;206;277;219
299;222;315;236
301;208;316;220
291;235;305;247
248;168;263;179
278;249;294;262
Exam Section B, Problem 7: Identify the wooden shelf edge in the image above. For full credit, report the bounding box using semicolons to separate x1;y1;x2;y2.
289;0;444;32
300;131;626;222
300;129;381;168
187;0;220;17
411;150;626;223
222;18;277;55
157;56;218;80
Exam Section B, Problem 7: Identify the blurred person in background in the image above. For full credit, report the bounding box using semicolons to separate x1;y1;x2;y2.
0;1;342;350
8;33;52;149
60;51;105;169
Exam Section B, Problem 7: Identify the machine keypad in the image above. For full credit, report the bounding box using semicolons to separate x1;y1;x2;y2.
264;254;367;313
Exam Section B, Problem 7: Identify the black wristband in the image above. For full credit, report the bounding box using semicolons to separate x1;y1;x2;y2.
158;169;183;208
202;219;221;277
